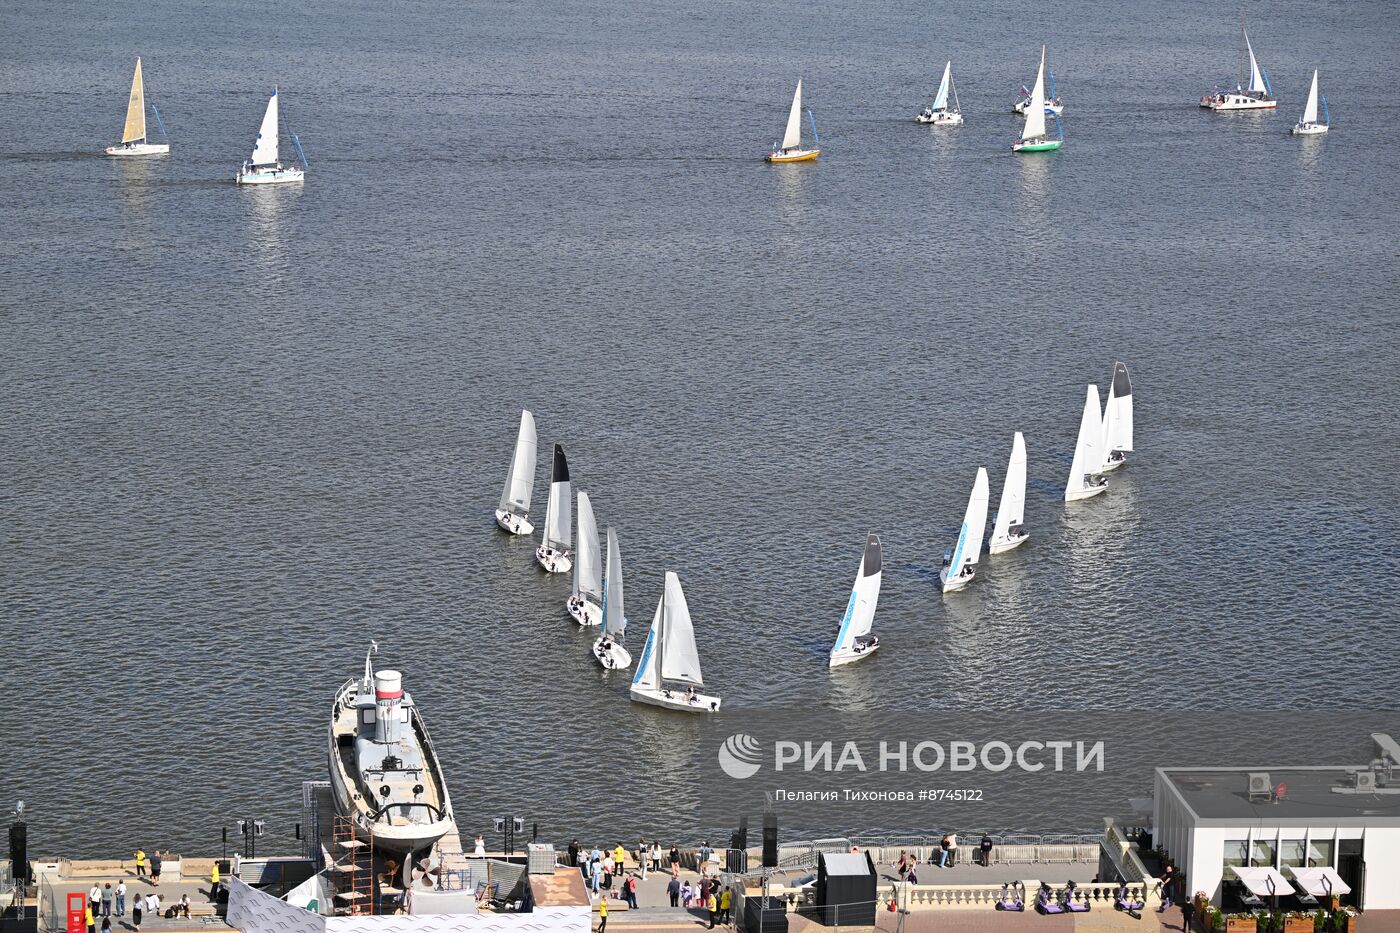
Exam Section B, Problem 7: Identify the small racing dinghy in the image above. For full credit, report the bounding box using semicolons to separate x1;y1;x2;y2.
630;572;720;711
1200;26;1277;110
988;432;1029;554
591;527;632;669
1099;362;1133;471
940;467;989;592
1291;69;1330;135
234;87;307;185
495;409;537;535
829;533;882;668
916;61;964;125
535;443;573;573
1065;384;1109;501
566;491;603;625
105;58;170;156
328;644;457;854
766;79;821;162
1013;46;1063;153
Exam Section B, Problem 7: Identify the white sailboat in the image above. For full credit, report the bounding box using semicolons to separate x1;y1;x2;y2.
1014;64;1064;115
235;88;307;185
1200;27;1277;110
988;433;1029;554
916;61;964;125
1292;70;1330;135
766;79;821;162
940;467;990;592
1100;362;1134;471
592;527;632;669
495;409;537;535
1065;385;1109;501
1013;46;1064;153
105;58;170;156
567;491;604;625
829;534;882;667
535;444;573;573
630;572;720;712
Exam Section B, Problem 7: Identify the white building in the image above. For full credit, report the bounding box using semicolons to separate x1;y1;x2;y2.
1152;734;1400;910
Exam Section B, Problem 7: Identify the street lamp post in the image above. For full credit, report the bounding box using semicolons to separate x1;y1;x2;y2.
492;816;526;857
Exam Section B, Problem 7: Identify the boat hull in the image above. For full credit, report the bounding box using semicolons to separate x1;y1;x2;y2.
236;166;305;185
567;595;603;626
1291;123;1328;135
916;111;963;125
106;142;169;156
630;685;721;712
592;638;633;670
1014;138;1063;153
766;148;820;163
536;545;572;574
1200;94;1277;111
1101;454;1127;472
495;508;535;536
988;533;1029;555
939;567;976;592
829;643;878;668
1014;101;1064;115
1065;483;1108;502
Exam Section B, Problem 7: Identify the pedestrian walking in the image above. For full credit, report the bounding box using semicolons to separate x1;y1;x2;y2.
211;860;222;901
134;849;148;880
669;845;680;877
667;876;681;907
589;858;601;894
979;833;994;867
681;881;693;907
907;865;918;885
1182;898;1196;932
132;895;143;929
149;850;162;887
637;839;648;880
596;898;608;933
115;881;127;918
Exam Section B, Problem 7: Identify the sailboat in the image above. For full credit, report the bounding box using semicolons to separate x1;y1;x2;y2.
1013;46;1063;153
234;88;307;185
940;468;989;592
829;534;882;667
630;572;720;712
567;492;603;625
534;444;573;573
1014;67;1064;115
916;61;964;125
988;433;1029;554
592;527;632;669
1200;27;1277;110
766;79;821;163
1065;385;1109;501
495;410;537;535
1100;362;1134;471
105;58;170;156
1292;70;1330;135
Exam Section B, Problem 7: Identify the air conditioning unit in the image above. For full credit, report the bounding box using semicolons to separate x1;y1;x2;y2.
1353;770;1377;792
527;843;556;874
1247;772;1272;800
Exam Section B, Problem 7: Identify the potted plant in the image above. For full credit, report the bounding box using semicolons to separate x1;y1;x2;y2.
1313;909;1326;932
1284;912;1314;933
1225;913;1256;933
1210;908;1225;933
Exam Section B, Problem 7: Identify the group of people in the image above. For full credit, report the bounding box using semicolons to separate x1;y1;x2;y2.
666;875;731;928
81;847;225;933
893;833;997;879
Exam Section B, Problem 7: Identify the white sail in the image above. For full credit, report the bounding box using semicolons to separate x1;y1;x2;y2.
1244;31;1268;95
572;492;602;601
659;572;703;686
1066;384;1104;498
832;534;882;656
498;410;537;514
781;80;804;151
122;58;147;143
249;89;280;166
932;61;952;111
631;598;662;692
542;444;572;550
947;468;990;578
1102;362;1134;457
602;527;626;638
1022;47;1049;140
990;433;1027;548
1302;70;1320;124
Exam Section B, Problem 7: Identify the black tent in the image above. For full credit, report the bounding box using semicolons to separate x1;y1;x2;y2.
813;851;877;926
743;895;788;933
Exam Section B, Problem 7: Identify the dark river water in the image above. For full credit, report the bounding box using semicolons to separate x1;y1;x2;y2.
2;0;1398;858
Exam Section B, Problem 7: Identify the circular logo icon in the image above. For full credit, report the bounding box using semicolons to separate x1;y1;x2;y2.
718;733;763;780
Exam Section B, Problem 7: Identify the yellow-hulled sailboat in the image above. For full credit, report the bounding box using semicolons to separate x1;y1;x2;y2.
105;58;170;156
766;79;820;163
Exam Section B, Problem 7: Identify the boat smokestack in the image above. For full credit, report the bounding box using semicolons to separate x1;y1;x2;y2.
374;670;404;743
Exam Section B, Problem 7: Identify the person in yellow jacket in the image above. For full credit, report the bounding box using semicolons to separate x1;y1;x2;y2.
210;862;222;901
85;904;95;933
596;897;608;933
720;887;732;924
706;890;718;929
612;844;626;869
134;849;147;880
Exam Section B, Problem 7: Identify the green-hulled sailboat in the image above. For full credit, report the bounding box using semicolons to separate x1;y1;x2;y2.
1013;45;1062;154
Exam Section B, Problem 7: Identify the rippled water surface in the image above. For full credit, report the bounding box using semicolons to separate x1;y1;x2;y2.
2;0;1398;856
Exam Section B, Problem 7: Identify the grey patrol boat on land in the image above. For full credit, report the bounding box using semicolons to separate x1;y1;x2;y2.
328;644;457;853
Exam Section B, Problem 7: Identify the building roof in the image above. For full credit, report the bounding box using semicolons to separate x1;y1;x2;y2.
1160;767;1400;824
821;853;871;876
528;868;591;906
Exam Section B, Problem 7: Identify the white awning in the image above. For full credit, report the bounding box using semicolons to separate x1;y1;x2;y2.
1285;867;1352;897
1230;867;1292;897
